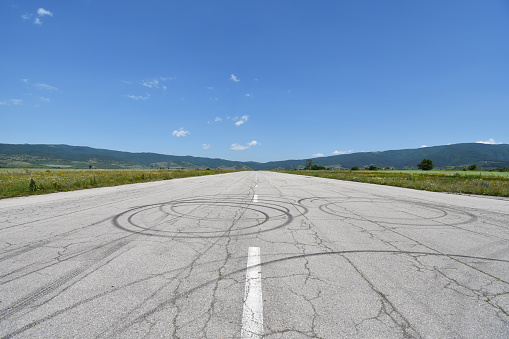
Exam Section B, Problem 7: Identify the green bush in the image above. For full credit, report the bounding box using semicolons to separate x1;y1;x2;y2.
417;159;434;170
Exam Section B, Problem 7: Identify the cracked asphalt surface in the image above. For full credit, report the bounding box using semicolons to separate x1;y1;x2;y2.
1;171;509;338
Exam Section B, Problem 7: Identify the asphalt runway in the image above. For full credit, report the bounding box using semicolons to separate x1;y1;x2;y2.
1;171;508;338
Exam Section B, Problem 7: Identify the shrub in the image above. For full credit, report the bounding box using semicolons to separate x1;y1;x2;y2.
310;164;326;170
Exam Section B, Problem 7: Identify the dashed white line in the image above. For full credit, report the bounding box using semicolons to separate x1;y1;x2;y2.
241;247;263;339
253;195;258;203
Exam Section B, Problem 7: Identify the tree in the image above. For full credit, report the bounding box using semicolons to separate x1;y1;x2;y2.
351;166;359;171
305;159;313;170
417;159;434;170
468;164;477;171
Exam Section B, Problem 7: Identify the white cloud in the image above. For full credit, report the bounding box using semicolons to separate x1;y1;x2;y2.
247;140;260;147
202;144;211;150
172;128;190;137
37;8;53;17
141;79;159;88
245;93;252;97
420;145;428;148
21;14;32;21
0;99;23;106
333;149;353;155
34;18;42;25
476;138;502;145
162;85;167;91
39;96;50;103
21;78;29;83
230;74;240;82
231;140;260;151
230;143;249;150
126;94;150;101
312;153;325;157
214;117;222;122
34;83;58;91
235;115;249;126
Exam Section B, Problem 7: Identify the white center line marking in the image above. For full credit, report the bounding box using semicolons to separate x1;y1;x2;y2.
241;247;263;339
253;194;258;203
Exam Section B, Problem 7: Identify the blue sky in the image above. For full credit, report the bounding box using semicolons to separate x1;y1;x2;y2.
1;1;508;162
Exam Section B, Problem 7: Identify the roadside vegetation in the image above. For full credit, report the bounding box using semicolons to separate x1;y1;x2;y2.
281;168;509;197
0;168;225;199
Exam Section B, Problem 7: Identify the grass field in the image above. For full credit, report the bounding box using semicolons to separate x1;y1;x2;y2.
0;168;226;199
280;170;509;197
374;169;509;177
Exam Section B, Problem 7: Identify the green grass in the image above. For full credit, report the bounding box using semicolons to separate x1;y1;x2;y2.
0;168;228;199
373;169;509;177
279;170;509;197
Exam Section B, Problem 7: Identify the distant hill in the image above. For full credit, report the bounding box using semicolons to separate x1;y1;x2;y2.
263;143;509;170
1;143;508;170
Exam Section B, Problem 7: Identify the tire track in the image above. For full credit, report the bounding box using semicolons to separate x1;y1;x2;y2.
0;239;130;321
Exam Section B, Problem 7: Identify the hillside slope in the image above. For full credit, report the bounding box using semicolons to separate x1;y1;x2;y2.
1;143;508;170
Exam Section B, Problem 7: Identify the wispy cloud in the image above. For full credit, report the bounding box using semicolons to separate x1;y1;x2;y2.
420;145;428;148
21;14;32;21
202;144;211;150
34;18;42;25
141;79;159;88
245;93;252;97
333;149;353;155
214;117;222;122
125;94;150;101
37;8;53;17
235;115;249;126
230;74;240;82
34;83;59;91
231;140;260;151
172;128;190;137
312;153;325;157
124;77;173;95
476;138;502;145
39;96;51;103
0;99;23;106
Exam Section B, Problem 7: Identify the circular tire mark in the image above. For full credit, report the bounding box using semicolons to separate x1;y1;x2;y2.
112;195;302;238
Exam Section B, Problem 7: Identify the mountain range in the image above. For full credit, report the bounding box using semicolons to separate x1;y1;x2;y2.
1;143;509;170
